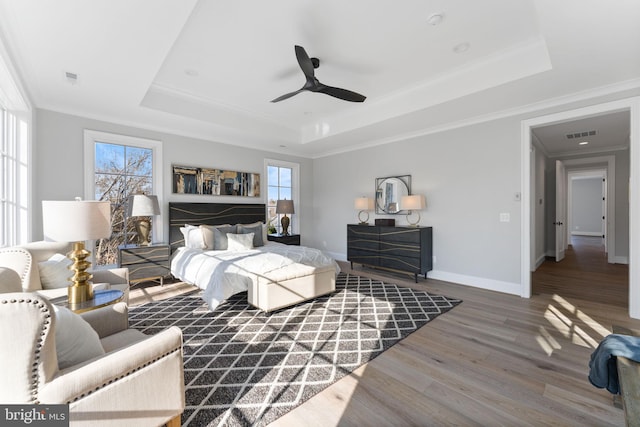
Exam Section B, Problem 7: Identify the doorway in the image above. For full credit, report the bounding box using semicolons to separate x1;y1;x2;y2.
532;234;628;307
521;97;640;318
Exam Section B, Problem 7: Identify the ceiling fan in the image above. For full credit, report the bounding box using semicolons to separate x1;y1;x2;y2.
271;45;366;103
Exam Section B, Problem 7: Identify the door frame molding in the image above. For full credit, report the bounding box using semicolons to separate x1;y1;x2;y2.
521;96;640;318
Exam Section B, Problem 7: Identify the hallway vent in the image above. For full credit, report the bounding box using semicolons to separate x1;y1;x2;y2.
566;130;596;139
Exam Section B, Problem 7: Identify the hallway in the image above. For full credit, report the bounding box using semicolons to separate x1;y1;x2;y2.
532;235;629;308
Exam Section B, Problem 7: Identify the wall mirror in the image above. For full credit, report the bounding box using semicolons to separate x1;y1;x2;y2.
375;175;411;214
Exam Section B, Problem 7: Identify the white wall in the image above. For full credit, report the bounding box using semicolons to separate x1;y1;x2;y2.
533;144;547;268
571;177;603;235
33;109;314;241
312;117;523;295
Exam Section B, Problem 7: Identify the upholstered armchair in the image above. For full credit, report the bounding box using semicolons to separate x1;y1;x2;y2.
0;241;129;302
0;292;185;426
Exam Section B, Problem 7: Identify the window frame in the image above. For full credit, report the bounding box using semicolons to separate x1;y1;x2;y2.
84;130;163;264
264;159;300;235
0;47;31;247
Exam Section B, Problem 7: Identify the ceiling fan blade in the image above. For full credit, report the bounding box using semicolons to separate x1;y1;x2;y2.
317;84;366;103
271;88;306;103
295;45;315;79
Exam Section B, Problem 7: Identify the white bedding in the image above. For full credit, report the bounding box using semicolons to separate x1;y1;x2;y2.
170;242;340;310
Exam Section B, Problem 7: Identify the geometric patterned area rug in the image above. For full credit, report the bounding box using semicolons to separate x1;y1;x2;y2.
128;272;461;426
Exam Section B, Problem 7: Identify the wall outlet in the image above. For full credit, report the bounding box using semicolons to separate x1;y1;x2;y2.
432;255;437;264
500;213;510;222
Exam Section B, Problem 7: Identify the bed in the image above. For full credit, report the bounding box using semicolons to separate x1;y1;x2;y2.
168;202;339;312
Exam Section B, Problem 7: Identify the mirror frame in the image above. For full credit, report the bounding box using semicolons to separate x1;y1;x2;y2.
375;175;411;214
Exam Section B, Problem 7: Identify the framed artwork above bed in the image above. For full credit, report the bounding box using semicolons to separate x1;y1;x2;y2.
172;165;260;197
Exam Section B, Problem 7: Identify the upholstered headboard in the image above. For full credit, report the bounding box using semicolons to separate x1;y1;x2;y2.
168;202;266;253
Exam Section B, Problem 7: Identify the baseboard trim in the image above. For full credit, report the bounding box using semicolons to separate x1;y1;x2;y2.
614;256;629;265
533;254;546;271
427;270;521;296
571;231;603;237
336;254;521;296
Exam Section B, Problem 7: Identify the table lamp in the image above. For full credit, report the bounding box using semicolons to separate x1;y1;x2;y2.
354;197;374;224
276;199;294;236
42;199;111;304
127;194;160;246
400;194;426;227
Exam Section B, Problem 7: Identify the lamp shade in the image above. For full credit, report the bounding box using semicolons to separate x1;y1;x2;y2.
401;194;426;211
354;197;374;210
42;200;111;242
276;199;294;214
127;194;160;217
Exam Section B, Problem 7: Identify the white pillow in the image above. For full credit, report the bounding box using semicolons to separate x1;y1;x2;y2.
227;233;254;251
38;254;72;289
52;305;105;370
180;225;205;249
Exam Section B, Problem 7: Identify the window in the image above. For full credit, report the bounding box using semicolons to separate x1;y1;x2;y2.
0;52;30;247
265;159;299;234
84;131;163;266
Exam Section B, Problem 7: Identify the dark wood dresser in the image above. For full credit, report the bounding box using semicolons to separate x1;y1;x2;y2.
347;224;433;282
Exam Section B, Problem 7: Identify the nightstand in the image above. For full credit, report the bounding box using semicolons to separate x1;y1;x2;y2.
118;243;171;285
267;234;301;246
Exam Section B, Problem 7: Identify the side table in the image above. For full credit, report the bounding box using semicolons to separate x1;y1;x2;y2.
118;243;171;285
267;234;301;246
51;289;124;314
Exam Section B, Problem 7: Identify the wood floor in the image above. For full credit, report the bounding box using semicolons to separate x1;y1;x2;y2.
130;246;638;426
532;235;629;308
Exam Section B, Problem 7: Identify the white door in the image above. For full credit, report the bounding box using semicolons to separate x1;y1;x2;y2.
555;160;567;262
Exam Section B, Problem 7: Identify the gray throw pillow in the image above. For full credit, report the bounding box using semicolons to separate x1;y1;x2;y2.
213;225;237;250
238;224;264;247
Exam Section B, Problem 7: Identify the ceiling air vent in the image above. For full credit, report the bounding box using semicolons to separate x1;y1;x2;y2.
65;71;78;85
566;130;596;139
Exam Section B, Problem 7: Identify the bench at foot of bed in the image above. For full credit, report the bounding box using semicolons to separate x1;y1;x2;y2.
248;267;337;313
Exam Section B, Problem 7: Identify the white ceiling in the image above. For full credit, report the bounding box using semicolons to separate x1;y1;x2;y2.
1;0;639;158
532;111;630;158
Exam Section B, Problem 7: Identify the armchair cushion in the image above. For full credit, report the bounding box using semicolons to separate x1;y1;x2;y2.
19;241;72;291
39;253;73;289
0;267;23;293
52;305;105;369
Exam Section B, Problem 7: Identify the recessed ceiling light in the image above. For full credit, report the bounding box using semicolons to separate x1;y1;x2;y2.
184;69;199;77
426;13;444;26
453;42;470;54
579;141;589;145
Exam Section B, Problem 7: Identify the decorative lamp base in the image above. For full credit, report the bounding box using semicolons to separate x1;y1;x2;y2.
358;210;370;225
281;214;290;236
406;211;421;227
68;283;94;305
135;218;151;246
66;241;95;304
